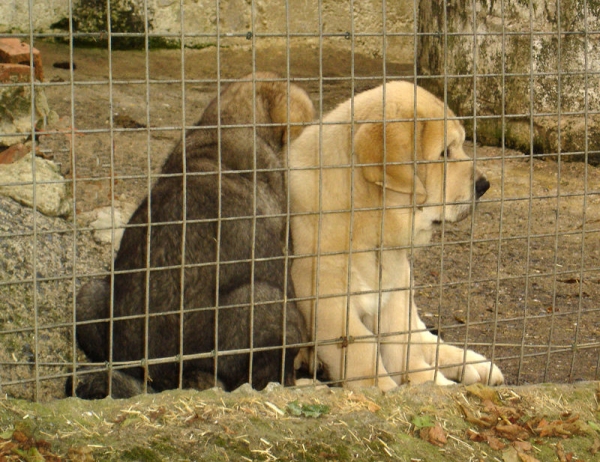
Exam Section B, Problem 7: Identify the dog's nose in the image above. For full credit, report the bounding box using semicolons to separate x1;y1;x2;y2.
475;177;490;199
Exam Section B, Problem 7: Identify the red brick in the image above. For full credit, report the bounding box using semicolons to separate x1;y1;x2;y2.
0;38;43;81
0;143;31;165
0;63;33;83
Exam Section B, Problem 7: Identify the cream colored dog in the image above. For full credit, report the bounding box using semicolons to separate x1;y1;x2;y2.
289;81;504;390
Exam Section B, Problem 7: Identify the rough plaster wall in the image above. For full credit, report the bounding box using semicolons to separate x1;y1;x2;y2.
150;0;217;39
7;0;597;161
1;0;414;61
149;0;415;60
418;0;600;163
0;0;69;33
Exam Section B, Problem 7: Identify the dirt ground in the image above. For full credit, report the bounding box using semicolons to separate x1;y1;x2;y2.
3;40;599;402
415;148;600;385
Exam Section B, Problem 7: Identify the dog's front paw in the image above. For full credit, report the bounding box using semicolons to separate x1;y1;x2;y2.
475;362;504;386
462;361;504;386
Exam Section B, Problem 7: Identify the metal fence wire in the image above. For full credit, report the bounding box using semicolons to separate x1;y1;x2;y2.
0;0;598;401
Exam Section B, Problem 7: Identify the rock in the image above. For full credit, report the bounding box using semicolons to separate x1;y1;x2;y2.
0;39;49;147
0;152;71;217
0;82;50;147
232;383;256;394
86;201;137;249
0;63;34;82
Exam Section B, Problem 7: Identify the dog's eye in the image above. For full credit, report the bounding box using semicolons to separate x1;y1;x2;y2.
440;149;447;158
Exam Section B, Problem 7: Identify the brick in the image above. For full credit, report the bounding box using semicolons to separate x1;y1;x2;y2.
0;38;44;81
0;143;31;165
0;63;33;83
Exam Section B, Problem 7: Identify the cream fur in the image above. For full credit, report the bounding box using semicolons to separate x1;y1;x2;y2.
289;81;504;390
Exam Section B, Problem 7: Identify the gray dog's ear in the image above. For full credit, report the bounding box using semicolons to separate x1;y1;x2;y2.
270;84;315;145
354;121;427;204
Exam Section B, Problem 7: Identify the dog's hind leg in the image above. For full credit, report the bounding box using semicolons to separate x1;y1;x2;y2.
74;278;111;363
183;370;226;391
212;282;303;391
68;278;148;398
66;369;153;399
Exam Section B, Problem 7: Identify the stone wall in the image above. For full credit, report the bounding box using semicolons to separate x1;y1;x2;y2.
418;0;600;164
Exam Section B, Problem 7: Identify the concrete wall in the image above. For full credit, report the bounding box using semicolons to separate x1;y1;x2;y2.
0;0;68;33
3;0;597;162
418;0;600;163
0;0;415;61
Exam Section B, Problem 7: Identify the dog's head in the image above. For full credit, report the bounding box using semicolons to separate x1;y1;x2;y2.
263;74;315;146
354;81;489;224
194;72;314;175
201;72;314;148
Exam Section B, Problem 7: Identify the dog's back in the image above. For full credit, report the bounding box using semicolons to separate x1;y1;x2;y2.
71;74;314;397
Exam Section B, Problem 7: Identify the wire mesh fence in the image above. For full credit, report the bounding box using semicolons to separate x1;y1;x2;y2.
0;0;598;402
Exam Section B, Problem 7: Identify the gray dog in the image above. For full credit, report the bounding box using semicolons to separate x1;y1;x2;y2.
68;73;314;399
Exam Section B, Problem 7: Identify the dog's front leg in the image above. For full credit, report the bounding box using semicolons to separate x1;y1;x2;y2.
313;295;399;391
378;290;456;386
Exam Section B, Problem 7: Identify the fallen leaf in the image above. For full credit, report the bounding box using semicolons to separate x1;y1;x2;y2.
536;417;584;438
502;446;520;462
412;415;434;430
487;435;506;450
420;422;447;447
517;451;541;462
496;423;531;441
556;441;567;462
513;441;532;452
466;428;483;441
466;384;501;404
458;402;494;428
12;430;29;444
482;399;523;423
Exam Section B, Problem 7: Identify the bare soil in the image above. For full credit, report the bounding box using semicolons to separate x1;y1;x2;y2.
5;40;599;402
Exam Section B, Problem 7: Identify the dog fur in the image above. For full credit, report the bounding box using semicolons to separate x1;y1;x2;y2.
68;73;314;398
289;80;504;390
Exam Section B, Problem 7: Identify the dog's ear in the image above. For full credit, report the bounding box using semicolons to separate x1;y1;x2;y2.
270;85;315;145
354;121;427;204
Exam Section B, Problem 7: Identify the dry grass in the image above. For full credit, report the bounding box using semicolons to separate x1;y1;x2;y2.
1;382;599;461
